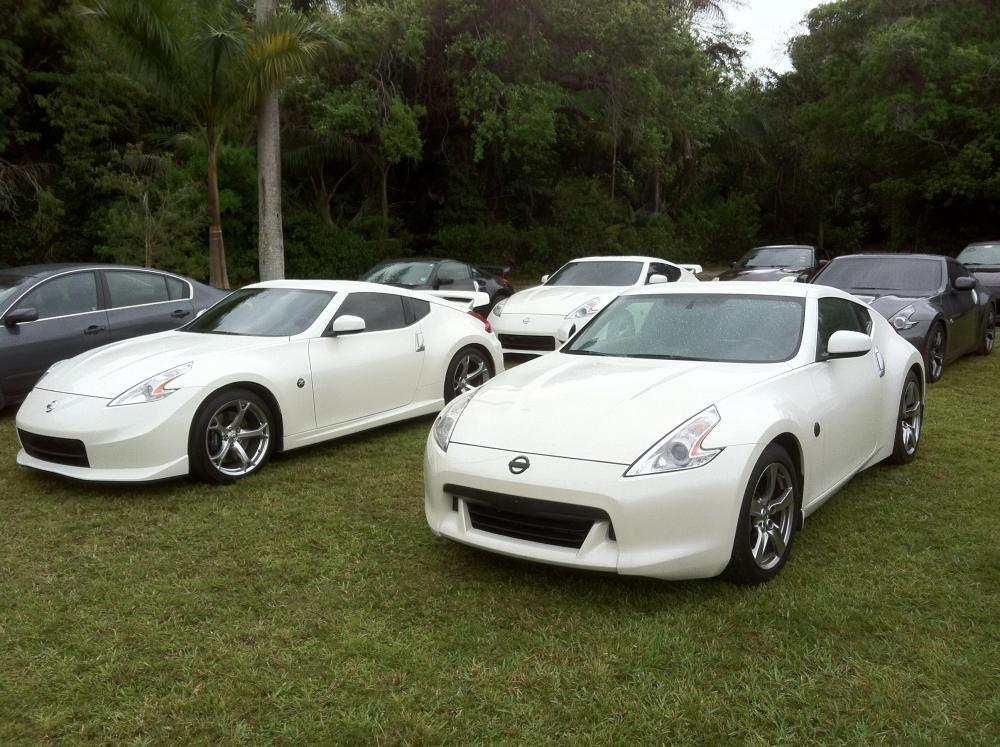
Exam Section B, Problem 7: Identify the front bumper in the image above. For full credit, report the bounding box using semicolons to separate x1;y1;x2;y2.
424;437;757;580
491;312;566;355
15;386;205;482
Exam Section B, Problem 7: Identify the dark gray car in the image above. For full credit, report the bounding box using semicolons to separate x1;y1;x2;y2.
811;253;995;382
957;242;1000;314
1;263;227;409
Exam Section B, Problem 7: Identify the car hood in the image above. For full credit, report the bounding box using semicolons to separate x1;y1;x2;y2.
36;331;286;398
451;353;788;464
718;267;803;282
846;292;927;319
502;285;624;315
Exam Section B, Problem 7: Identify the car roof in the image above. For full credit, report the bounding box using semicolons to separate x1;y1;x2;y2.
1;262;193;280
251;279;418;294
622;280;855;302
750;244;815;250
828;253;947;262
370;257;448;265
564;256;667;264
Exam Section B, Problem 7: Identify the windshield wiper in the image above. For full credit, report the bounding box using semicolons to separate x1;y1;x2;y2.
564;349;615;357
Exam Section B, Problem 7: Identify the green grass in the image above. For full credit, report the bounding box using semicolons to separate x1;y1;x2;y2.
1;353;998;745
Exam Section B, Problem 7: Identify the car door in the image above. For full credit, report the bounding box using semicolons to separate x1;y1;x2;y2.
941;261;978;356
307;291;425;428
808;296;883;497
434;261;475;296
102;269;194;343
0;270;109;399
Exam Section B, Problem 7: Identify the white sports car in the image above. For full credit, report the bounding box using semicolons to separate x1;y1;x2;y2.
490;256;700;354
426;282;924;584
16;280;503;483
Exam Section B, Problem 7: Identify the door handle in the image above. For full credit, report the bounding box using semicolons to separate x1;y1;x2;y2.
84;325;106;335
170;309;190;319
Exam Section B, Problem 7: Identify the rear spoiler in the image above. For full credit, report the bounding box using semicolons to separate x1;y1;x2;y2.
677;263;703;275
475;264;513;277
414;289;491;311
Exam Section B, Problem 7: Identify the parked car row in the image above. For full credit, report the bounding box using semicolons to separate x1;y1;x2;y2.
3;243;990;585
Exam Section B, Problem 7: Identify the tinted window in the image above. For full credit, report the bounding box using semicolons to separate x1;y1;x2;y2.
546;261;643;287
106;271;170;307
405;296;431;322
185;288;334;336
335;292;407;332
564;293;805;363
166;276;189;300
647;262;681;282
437;261;470;282
0;273;31;310
360;261;436;286
815;257;944;295
817;297;867;356
18;272;99;319
736;246;814;270
957;243;1000;266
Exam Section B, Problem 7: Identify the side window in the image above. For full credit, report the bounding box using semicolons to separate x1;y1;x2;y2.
817;297;866;356
404;296;431;323
437;261;471;283
17;272;99;320
106;271;170;307
166;276;190;301
852;303;873;334
335;292;407;332
648;263;681;283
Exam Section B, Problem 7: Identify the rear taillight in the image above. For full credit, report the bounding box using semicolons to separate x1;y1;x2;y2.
500;276;511;286
469;310;493;333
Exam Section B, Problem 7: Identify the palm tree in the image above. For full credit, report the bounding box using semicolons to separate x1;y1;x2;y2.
86;0;324;287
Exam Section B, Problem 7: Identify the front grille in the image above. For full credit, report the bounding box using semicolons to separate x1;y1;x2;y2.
498;333;556;352
447;484;612;549
18;429;89;468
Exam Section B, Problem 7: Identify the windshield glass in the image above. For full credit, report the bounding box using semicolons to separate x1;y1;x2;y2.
736;246;814;270
564;293;805;363
360;261;437;286
957;243;1000;266
546;260;643;286
816;257;943;295
184;288;335;336
0;273;31;310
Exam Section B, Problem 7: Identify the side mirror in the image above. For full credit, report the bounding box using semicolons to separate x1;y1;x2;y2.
818;258;829;266
953;276;976;291
540;274;550;284
328;315;366;336
825;330;872;359
4;307;39;326
436;277;454;288
555;322;577;345
730;261;737;268
647;274;668;285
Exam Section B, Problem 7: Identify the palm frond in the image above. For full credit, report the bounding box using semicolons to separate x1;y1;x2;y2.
241;12;331;114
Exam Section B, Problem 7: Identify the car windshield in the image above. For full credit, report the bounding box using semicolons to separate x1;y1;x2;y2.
957;243;1000;266
816;257;943;295
564;293;805;363
546;260;643;286
361;261;437;286
183;288;335;336
0;273;31;310
736;247;814;270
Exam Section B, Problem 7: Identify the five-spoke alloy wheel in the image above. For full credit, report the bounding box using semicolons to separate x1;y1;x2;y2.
979;306;996;356
444;346;493;402
189;388;275;483
889;370;923;464
924;322;946;383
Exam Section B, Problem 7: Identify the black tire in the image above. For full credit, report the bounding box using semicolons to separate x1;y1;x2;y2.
887;370;923;465
978;305;995;356
723;443;799;585
924;322;946;383
188;387;275;484
444;346;493;402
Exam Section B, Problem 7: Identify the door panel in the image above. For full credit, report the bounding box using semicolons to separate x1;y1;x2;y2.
941;263;977;356
103;270;194;343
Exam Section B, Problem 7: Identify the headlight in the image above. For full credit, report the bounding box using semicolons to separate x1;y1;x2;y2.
108;362;193;407
491;297;507;317
890;304;918;330
433;389;478;451
624;405;723;477
711;276;720;282
566;297;602;320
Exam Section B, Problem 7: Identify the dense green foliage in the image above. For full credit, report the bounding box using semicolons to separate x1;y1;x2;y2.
1;0;997;282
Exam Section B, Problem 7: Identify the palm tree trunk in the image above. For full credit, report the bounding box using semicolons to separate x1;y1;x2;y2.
256;0;284;281
206;123;230;289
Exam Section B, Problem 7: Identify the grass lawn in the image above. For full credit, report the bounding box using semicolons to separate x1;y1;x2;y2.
0;352;997;745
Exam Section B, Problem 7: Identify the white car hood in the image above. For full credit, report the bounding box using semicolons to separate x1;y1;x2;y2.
451;353;787;464
502;285;624;316
37;331;285;398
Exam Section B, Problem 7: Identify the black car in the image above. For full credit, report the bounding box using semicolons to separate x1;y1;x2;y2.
359;258;514;314
957;242;1000;313
717;245;828;282
811;253;994;382
0;263;227;409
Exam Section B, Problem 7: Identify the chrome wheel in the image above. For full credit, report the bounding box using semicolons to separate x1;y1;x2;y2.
983;308;995;354
748;463;795;571
451;352;490;396
899;378;922;456
204;399;271;477
926;325;945;381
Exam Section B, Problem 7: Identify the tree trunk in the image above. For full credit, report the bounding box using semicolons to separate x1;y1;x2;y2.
206;123;230;289
653;168;661;214
380;164;389;238
256;0;284;281
610;139;617;201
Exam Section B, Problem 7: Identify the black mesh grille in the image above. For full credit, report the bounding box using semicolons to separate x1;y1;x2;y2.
498;333;556;352
447;484;611;549
18;429;89;468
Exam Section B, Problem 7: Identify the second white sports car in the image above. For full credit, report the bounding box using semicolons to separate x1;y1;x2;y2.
16;280;503;483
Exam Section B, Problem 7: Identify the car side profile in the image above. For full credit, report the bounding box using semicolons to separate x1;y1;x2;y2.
15;280;502;483
956;241;1000;313
0;263;227;410
359;257;514;315
426;282;924;584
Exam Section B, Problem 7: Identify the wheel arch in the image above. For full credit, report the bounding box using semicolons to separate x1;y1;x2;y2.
769;432;805;529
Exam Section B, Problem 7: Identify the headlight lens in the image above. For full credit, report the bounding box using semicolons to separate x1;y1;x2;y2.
108;362;193;407
566;297;602;320
624;405;723;476
491;297;508;317
890;304;918;330
433;388;478;451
